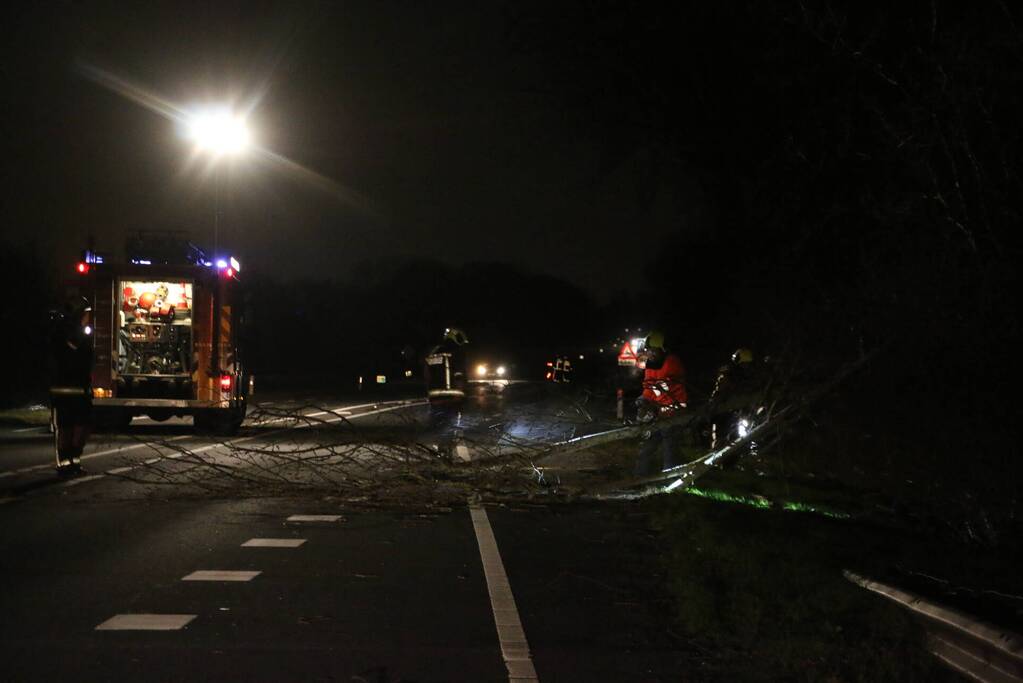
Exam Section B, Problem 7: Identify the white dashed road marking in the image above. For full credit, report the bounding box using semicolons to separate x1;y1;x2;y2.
470;504;539;683
287;514;342;523
241;538;306;548
95;614;196;630
182;570;261;582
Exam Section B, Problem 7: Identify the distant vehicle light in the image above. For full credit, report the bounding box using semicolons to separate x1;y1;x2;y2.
220;374;233;391
225;267;235;278
229;257;241;272
92;388;113;398
376;375;387;384
404;370;413;378
216;259;228;269
476;364;488;377
83;325;93;335
579;355;584;360
496;366;506;376
737;419;750;439
76;262;89;274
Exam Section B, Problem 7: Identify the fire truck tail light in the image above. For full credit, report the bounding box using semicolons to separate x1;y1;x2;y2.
76;262;89;274
220;374;233;391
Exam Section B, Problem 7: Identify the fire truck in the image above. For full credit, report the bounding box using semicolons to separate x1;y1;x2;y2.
71;233;250;434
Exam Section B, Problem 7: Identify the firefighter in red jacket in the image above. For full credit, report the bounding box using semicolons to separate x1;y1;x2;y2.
634;330;688;476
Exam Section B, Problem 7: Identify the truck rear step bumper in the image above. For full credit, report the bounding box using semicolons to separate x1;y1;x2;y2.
94;398;238;409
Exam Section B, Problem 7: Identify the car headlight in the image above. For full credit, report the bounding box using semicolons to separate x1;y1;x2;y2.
496;366;506;376
476;364;488;377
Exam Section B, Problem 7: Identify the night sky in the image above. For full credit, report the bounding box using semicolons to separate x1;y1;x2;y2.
1;2;690;300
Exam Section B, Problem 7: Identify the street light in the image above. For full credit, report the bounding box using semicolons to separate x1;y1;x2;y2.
185;107;251;256
187;109;250;156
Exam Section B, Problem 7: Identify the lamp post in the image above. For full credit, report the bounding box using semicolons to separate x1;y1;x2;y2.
184;108;250;379
185;108;250;258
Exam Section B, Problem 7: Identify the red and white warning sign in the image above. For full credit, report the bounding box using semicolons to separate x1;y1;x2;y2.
617;342;638;366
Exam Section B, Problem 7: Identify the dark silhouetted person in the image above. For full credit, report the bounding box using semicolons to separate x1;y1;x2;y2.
425;327;469;416
50;298;93;473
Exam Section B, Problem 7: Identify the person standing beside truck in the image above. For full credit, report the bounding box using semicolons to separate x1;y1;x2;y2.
49;298;94;473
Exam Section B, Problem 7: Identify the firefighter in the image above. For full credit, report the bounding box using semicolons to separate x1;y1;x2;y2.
49;297;94;473
424;327;470;411
710;348;755;403
707;347;768;448
634;330;688;476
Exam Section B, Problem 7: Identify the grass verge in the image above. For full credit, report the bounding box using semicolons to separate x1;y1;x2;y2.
644;492;960;681
0;407;50;428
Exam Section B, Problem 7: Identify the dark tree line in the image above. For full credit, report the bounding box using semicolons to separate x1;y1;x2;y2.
2;240;57;407
241;259;597;377
509;0;1021;402
505;1;1023;540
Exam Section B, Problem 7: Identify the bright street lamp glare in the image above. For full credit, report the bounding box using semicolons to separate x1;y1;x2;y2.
188;110;250;155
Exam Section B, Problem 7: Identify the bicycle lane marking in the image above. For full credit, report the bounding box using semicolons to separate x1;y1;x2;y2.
470;502;540;683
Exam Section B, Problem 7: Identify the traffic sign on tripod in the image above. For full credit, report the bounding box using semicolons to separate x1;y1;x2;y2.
617;342;638;366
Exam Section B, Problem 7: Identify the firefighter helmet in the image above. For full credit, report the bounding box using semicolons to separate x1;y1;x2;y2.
444;327;469;345
644;330;666;351
732;348;754;364
62;295;92;321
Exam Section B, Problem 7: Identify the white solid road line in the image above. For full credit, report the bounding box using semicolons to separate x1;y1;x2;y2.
470;503;539;683
36;400;424;493
287;514;342;522
182;570;261;582
95;614;196;631
61;474;105;487
2;399;424;481
0;433;197;480
241;538;306;548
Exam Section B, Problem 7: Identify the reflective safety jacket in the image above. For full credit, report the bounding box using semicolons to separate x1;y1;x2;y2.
642;353;688;412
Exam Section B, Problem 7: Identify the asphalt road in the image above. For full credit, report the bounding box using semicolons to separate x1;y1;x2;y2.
0;389;694;682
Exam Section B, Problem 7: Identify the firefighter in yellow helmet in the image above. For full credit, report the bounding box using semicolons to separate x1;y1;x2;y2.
634;330;688;476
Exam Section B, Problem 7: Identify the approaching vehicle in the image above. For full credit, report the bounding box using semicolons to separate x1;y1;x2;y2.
471;361;509;385
70;233;250;434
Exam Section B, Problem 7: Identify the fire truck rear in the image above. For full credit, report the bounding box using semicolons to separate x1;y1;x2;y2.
73;234;250;433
